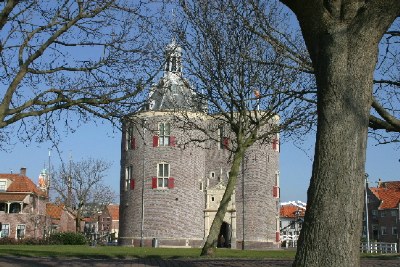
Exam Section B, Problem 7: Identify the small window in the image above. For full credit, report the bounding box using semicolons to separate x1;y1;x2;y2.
199;181;203;191
372;210;378;216
159;123;170;146
17;224;25;239
392;227;398;235
1;224;9;238
125;166;133;191
0;181;6;191
391;210;397;217
211;196;215;202
381;210;386;217
210;172;215;179
157;163;170;188
126;126;135;150
381;226;387;235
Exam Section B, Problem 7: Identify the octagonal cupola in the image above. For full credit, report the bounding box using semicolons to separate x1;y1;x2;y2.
146;40;205;112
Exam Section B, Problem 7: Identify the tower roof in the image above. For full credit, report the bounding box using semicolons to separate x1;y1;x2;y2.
145;40;206;112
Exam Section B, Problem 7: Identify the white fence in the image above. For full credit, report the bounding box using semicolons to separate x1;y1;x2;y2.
360;242;398;253
281;234;298;248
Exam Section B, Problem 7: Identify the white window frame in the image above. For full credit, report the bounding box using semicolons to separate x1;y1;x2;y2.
392;226;398;235
126;126;134;151
381;226;387;235
125;165;133;191
0;180;6;191
158;123;170;146
157;163;170;188
16;224;25;239
1;223;9;238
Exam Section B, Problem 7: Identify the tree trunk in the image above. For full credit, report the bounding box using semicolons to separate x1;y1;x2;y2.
288;3;400;266
76;210;81;232
201;147;245;256
293;33;372;267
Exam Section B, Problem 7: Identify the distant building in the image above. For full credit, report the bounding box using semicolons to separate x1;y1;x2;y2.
46;203;76;233
119;40;281;249
365;180;400;246
280;201;306;247
98;204;119;242
0;168;48;239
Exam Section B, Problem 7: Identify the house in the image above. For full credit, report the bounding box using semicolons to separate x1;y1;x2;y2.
46;203;76;233
119;40;281;249
365;180;400;245
0;168;48;239
280;201;306;247
98;204;119;242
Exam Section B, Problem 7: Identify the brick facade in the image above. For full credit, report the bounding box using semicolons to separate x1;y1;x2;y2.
0;169;49;239
119;113;280;249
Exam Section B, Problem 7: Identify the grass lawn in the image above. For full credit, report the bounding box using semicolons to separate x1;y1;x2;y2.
0;245;398;261
0;245;296;259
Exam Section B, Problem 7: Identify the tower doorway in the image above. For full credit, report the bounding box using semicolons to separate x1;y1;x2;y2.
217;221;231;248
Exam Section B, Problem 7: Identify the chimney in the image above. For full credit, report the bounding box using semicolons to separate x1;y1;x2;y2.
378;178;382;188
20;167;27;176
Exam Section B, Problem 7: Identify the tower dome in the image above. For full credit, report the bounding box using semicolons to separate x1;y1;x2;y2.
146;40;205;112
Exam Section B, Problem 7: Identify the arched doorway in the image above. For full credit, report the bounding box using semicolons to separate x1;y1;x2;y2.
217;221;231;248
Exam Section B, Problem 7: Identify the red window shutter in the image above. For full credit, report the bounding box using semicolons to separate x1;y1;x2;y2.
152;177;157;189
130;179;135;190
169;136;176;147
273;186;279;198
152;136;159;147
272;139;277;150
131;137;136;150
275;231;280;242
223;137;229;149
168;177;175;189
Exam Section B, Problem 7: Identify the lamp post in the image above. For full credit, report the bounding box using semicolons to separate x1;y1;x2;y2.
140;119;146;247
365;173;370;253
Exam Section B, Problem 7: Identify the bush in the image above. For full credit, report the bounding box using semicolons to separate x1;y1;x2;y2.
0;237;18;245
48;232;87;245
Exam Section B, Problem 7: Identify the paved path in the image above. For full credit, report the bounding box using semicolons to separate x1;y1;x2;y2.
0;256;399;267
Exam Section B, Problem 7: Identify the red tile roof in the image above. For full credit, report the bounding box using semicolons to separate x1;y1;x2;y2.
0;193;27;202
381;181;400;191
46;203;64;219
280;204;306;218
107;204;119;220
0;173;46;197
370;182;400;210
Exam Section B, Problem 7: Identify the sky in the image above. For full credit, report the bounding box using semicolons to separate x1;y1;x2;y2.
0;120;398;204
0;2;399;205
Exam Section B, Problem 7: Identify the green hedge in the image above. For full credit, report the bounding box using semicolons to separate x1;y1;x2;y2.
48;232;87;245
0;232;87;245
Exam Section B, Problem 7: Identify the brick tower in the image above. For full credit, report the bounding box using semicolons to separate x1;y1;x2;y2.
118;40;280;248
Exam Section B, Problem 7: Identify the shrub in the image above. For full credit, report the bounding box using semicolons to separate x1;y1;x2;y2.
0;237;17;245
48;232;87;245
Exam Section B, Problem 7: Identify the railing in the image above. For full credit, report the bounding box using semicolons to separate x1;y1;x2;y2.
281;234;299;248
360;242;398;253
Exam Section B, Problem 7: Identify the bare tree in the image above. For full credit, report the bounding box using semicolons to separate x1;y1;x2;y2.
52;158;115;232
173;1;315;255
178;0;400;263
0;0;164;148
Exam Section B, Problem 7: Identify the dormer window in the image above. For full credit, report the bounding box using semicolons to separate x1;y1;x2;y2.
0;180;6;191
